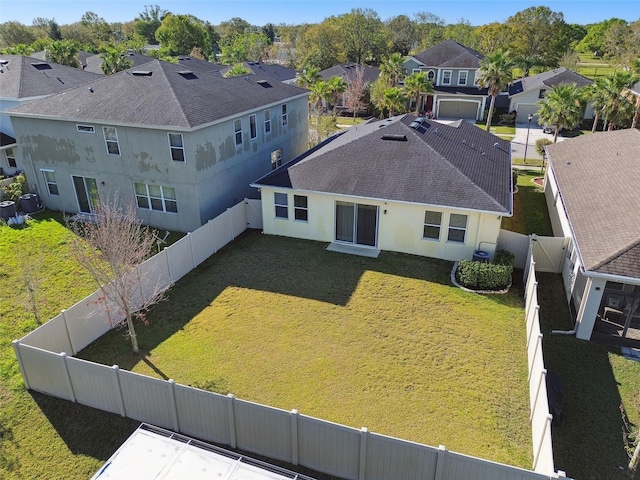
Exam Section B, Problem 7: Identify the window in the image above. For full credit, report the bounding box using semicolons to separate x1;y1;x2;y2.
441;70;452;85
294;195;308;221
274;192;288;218
412;68;422;74
458;71;468;86
234;119;242;146
77;125;95;133
249;114;257;140
103;127;120;155
264;109;271;134
423;210;442;240
41;169;59;195
427;70;435;81
447;213;468;243
281;104;288;126
271;148;282;170
6;148;16;168
135;183;177;213
538;89;546;99
168;133;185;162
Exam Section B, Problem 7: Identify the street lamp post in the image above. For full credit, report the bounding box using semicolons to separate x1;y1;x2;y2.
523;113;533;164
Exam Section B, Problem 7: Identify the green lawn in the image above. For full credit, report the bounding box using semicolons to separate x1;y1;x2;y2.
513;157;544;168
474;122;516;136
501;171;553;236
335;116;367;126
536;274;640;480
78;230;533;468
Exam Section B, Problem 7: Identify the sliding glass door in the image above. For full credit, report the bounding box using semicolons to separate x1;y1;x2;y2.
72;175;100;213
335;201;378;247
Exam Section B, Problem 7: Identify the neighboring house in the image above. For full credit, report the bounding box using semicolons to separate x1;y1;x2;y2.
220;61;297;84
544;129;640;347
404;40;492;120
176;56;226;75
30;50;96;70
253;114;512;261
83;51;154;74
8;59;309;232
508;67;594;123
318;63;380;113
0;55;100;175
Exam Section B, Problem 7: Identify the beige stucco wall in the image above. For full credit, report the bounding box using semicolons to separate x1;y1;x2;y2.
259;187;503;261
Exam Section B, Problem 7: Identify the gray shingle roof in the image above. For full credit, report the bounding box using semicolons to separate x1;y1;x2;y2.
0;55;100;99
411;40;484;69
509;67;593;96
219;61;297;82
319;63;381;84
546;129;640;278
83;52;156;74
7;59;309;129
255;115;512;214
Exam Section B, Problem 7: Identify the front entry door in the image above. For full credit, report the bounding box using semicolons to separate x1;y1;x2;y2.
72;176;100;213
335;201;378;247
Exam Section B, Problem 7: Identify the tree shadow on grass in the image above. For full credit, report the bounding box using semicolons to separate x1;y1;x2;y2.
536;273;630;480
30;391;138;462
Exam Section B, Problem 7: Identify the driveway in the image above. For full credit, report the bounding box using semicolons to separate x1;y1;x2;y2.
510;122;565;160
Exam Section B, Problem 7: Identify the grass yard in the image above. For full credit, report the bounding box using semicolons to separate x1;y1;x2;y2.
512;157;544;168
78;230;533;468
501;171;553;236
0;212;139;480
536;274;640;480
335;116;368;126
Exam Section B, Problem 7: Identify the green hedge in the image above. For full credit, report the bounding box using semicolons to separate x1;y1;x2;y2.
457;260;513;290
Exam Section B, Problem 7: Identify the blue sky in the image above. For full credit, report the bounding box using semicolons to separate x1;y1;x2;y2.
1;0;638;26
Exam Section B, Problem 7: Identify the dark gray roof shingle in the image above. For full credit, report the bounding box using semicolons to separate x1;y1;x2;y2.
255;115;512;214
319;63;381;84
0;55;100;99
509;67;593;96
411;40;484;69
7;59;309;129
547;129;640;278
219;61;297;82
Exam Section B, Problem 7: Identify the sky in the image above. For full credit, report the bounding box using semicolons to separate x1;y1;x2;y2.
0;0;638;27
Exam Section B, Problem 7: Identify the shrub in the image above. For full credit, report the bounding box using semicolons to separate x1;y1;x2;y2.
535;138;553;158
494;249;515;267
500;112;516;125
1;173;26;202
456;260;513;290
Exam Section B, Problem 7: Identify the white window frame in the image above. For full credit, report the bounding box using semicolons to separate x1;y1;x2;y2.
41;169;59;196
271;148;282;170
264;109;271;134
5;147;16;168
168;133;185;162
447;213;468;243
294;195;308;222
458;71;468;86
281;104;288;126
234;119;242;146
103;126;120;156
441;70;452;86
274;192;288;219
76;125;95;133
412;68;422;74
423;210;442;240
249;114;257;140
134;182;177;213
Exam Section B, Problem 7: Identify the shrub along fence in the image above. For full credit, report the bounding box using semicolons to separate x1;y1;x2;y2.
13;200;566;480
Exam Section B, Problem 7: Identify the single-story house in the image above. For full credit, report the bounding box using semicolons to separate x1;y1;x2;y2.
508;68;594;124
403;40;492;121
544;129;640;347
253;114;512;261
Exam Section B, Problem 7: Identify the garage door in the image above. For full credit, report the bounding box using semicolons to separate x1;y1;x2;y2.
516;104;539;123
437;101;479;120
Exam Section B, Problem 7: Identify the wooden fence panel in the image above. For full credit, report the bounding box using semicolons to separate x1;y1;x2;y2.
234;398;292;463
118;370;173;429
297;415;360;480
66;357;122;414
365;433;438;480
173;385;231;445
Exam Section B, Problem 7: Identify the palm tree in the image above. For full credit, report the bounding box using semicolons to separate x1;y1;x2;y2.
100;49;133;75
308;80;332;113
403;72;434;114
536;83;585;143
513;54;544;77
380;52;405;87
381;87;407;118
476;50;514;132
45;40;80;68
326;75;348;113
587;78;608;133
296;65;321;88
597;72;640;131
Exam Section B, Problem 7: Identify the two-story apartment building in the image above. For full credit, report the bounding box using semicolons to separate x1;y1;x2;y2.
8;59;309;232
403;40;490;121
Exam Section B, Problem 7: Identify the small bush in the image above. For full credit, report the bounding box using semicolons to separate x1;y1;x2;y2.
494;249;515;267
1;173;26;203
500;113;516;125
535;138;553;158
457;260;513;290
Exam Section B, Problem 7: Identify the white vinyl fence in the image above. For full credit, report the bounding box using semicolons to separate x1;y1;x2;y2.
498;230;568;274
523;241;557;475
13;200;567;480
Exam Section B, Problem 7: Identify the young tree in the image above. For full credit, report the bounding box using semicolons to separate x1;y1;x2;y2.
344;65;367;118
66;198;167;353
155;14;212;57
385;15;417;56
134;4;167;45
403;71;433;114
224;63;251;77
476;49;514;131
536;83;585;142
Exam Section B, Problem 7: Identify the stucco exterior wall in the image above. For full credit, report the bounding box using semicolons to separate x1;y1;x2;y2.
259;187;503;261
1;99;22;138
510;90;595;121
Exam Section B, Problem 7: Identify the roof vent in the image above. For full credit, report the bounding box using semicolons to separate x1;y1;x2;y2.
178;56;190;60
132;70;152;76
381;134;407;141
256;80;272;88
31;62;52;70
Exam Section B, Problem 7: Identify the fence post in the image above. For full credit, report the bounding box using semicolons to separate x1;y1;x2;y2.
526;306;540;349
533;414;553;471
12;340;30;390
163;248;173;285
60;353;76;402
208;218;218;253
187;232;197;268
226;393;237;448
167;379;179;432
531;369;547;421
227;208;234;240
290;409;298;465
112;365;126;417
359;427;368;480
434;445;447;480
528;333;543;381
60;309;76;355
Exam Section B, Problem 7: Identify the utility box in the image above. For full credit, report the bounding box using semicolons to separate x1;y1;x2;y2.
19;193;43;214
0;200;16;221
